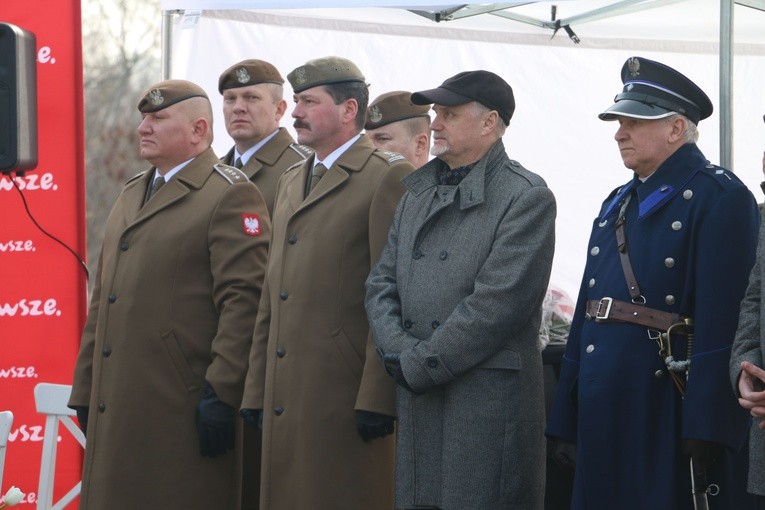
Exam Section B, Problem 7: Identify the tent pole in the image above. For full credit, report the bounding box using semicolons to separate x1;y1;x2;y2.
720;0;733;169
161;10;179;80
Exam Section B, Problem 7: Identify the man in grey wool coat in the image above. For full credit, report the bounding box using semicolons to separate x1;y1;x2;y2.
365;70;556;510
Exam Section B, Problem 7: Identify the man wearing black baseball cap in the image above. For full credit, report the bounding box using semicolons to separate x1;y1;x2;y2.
547;56;759;509
365;70;555;509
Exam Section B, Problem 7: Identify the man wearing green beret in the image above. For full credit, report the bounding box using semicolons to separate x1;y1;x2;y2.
218;59;312;216
241;56;414;510
366;90;431;169
69;79;271;510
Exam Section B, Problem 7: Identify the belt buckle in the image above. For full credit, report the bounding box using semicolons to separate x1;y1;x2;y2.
595;297;613;320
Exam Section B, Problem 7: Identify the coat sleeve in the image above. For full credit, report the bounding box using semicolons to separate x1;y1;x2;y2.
682;184;759;450
355;159;413;415
399;184;556;393
730;209;765;395
205;181;271;408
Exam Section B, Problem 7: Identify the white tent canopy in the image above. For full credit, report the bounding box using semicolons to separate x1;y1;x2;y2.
161;0;765;296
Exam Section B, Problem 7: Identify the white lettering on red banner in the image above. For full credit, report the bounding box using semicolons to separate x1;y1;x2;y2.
0;298;61;317
0;240;36;252
0;366;38;378
0;173;58;191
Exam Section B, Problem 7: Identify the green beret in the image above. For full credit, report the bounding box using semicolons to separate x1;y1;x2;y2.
138;79;208;113
365;91;431;130
218;59;285;93
287;56;366;94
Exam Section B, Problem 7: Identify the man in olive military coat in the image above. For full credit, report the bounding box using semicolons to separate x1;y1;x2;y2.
365;90;431;168
240;56;414;510
546;57;759;510
69;80;270;510
219;59;311;216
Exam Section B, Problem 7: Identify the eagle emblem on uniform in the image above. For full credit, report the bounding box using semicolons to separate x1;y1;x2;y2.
295;67;307;85
368;105;383;124
242;214;261;236
236;67;250;84
627;57;640;77
149;89;164;106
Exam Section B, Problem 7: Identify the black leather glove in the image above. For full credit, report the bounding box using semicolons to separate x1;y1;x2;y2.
240;408;263;430
682;439;724;474
73;406;89;436
382;352;422;395
195;384;236;458
550;437;577;470
356;410;395;442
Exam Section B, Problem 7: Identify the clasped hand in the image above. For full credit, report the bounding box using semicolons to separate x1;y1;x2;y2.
738;361;765;429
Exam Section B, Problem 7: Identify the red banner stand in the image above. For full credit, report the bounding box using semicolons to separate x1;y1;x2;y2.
0;0;86;507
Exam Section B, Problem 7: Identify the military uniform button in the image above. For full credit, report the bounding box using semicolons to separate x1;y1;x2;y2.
120;241;129;251
279;291;288;301
276;347;286;358
431;321;440;329
274;406;284;416
108;294;117;303
403;320;412;329
665;257;675;268
671;221;682;231
439;250;448;261
427;358;438;368
586;344;595;353
590;246;600;256
683;189;693;200
665;295;676;305
654;370;664;378
589;278;596;288
98;403;106;413
413;249;423;260
288;234;297;245
102;347;112;357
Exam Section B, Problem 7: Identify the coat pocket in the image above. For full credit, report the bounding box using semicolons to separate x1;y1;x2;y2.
159;330;201;393
330;328;364;379
478;347;522;370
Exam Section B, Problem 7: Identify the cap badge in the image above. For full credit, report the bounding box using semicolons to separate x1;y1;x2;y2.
236;67;251;84
627;57;641;77
295;67;307;85
149;89;165;106
368;105;382;124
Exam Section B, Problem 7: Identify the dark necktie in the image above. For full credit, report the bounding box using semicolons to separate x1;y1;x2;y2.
305;163;327;198
234;157;243;169
437;161;475;185
145;175;165;204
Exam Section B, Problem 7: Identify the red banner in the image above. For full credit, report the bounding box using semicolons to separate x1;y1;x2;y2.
0;0;86;507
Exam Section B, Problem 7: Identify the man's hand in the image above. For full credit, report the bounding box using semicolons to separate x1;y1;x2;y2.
682;439;724;474
240;408;263;430
550;437;577;470
355;410;395;442
382;352;422;395
195;384;236;457
737;361;765;429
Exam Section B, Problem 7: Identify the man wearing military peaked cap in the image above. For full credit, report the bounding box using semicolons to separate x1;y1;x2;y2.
365;91;431;168
366;68;555;509
598;56;713;124
411;69;515;125
217;58;311;218
70;75;270;510
241;55;414;510
137;78;208;113
547;55;759;509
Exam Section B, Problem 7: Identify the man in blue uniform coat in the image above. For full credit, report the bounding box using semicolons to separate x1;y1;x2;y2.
546;56;759;509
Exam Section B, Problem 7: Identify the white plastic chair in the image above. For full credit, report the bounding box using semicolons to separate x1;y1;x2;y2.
0;410;13;493
34;383;85;510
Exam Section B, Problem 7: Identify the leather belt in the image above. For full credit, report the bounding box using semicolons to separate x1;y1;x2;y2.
586;298;691;334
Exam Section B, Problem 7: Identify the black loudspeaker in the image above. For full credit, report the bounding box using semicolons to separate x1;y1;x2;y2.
0;22;37;174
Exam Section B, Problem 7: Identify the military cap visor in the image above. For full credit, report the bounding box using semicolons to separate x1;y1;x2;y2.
598;99;676;121
288;56;366;94
138;79;208;113
218;59;284;93
365;91;431;130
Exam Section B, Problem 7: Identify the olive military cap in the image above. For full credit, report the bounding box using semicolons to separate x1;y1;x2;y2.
411;70;515;125
287;56;366;94
365;91;431;130
138;79;208;113
599;56;713;124
218;59;285;93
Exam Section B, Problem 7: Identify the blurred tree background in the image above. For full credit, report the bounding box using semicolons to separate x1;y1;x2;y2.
81;0;161;292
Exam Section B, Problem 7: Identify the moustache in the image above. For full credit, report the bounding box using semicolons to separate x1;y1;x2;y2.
293;121;310;130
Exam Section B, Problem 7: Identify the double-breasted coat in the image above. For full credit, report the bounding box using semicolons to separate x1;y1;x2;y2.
365;140;557;510
220;127;312;215
731;207;765;497
69;148;270;510
241;134;414;510
546;143;759;509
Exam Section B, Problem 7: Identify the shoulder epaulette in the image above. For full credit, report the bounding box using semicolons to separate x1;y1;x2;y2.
375;150;406;164
289;144;313;158
213;163;249;184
